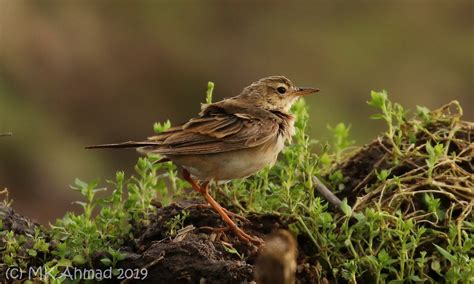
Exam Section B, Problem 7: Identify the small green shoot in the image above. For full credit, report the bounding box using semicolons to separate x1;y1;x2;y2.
416;105;431;122
375;169;391;182
368;90;405;157
205;81;214;104
327;122;354;162
165;211;189;237
153;120;171;134
425;142;445;179
222;244;245;260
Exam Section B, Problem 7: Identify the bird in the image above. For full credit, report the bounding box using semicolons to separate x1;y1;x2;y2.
86;76;319;244
254;230;298;284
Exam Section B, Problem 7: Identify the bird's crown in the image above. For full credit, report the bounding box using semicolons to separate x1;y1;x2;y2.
238;75;318;112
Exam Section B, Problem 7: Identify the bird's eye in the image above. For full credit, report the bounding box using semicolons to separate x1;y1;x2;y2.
277;87;287;94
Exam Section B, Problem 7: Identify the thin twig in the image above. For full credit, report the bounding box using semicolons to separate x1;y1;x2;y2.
312;176;344;212
0;132;12;137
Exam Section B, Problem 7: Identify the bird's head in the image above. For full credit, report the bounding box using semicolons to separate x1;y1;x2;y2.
239;75;319;112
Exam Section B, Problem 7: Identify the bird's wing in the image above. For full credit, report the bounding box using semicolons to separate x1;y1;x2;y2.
142;101;280;155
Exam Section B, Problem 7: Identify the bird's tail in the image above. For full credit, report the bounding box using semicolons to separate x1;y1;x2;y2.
85;141;161;149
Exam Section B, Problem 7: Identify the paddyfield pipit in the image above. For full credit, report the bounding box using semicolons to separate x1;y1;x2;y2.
86;76;319;244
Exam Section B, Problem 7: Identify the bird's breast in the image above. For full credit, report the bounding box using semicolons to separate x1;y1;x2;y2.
168;135;287;181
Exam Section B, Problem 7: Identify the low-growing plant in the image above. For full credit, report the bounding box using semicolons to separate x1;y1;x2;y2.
1;84;472;283
214;90;473;282
165;210;189;237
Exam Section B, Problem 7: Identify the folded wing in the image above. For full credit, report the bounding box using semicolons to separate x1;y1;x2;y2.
142;101;280;155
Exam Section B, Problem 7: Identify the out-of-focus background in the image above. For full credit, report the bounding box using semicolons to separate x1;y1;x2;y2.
0;1;472;224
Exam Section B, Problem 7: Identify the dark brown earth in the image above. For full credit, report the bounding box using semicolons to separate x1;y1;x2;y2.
116;202;321;284
2;112;471;283
0;203;50;279
0;202;323;283
335;120;473;206
0;204;43;236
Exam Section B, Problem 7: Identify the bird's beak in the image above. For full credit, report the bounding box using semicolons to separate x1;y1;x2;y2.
294;87;320;96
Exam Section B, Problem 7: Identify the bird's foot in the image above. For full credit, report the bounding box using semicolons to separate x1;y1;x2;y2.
198;226;231;242
230;224;264;245
186;203;249;223
199;225;263;245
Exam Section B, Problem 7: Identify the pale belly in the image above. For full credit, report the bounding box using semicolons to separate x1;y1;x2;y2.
167;136;285;181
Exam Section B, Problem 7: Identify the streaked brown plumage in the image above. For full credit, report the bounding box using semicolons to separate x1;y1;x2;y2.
87;76;319;244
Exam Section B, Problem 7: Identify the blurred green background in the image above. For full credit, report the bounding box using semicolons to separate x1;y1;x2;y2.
0;0;472;224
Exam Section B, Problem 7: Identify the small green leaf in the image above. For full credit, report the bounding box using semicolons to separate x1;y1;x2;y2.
319;152;331;165
74;178;88;189
370;114;385;120
57;258;73;267
329;170;344;183
72;254;87;265
340;198;352;217
28;249;37;257
34;239;50;252
368;90;387;108
116;171;125;183
434;244;456;263
206;81;215;104
4;255;14;266
376;169;391;181
319;212;333;224
431;259;441;273
116;252;126;261
408;275;423;282
354;212;366;222
101;258;112;266
416;105;431;121
153;120;171;134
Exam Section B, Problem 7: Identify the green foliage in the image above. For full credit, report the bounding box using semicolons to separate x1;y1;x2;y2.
1;85;472;283
46;156;188;272
0;228;50;278
49;177;125;269
375;169;391;182
205;81;214;104
0;153;188;280
416;105;432;123
153;120;171;134
2;231;27;267
368;90;406;157
165;210;189;237
425;141;446;179
327;123;355;163
100;247;126;269
215;92;473;282
222;243;245;260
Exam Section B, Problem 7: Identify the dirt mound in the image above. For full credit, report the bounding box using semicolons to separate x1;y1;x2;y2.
336;102;473;218
116;202;309;283
1;101;472;283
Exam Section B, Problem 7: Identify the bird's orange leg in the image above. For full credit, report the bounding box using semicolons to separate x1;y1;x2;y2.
182;170;263;245
184;204;249;222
